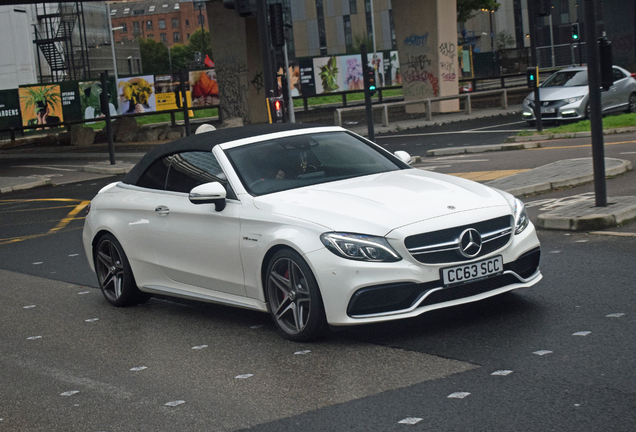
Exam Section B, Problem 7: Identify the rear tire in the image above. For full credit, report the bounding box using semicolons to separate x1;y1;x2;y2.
627;93;636;113
94;233;151;306
265;249;328;342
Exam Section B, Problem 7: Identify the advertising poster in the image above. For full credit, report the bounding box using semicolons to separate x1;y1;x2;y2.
368;52;385;87
277;61;302;97
313;56;340;94
155;73;192;111
18;84;64;129
59;81;82;122
189;69;219;107
117;75;156;114
79;79;118;120
340;55;364;91
0;89;22;132
387;51;401;85
298;58;316;96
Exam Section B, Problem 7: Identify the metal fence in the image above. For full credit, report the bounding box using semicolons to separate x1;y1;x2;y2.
537;43;587;69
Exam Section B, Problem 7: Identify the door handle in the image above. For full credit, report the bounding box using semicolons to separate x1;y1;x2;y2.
155;205;170;216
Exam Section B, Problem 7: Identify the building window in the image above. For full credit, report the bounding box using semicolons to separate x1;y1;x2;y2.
120;23;127;33
343;15;352;49
132;21;140;35
173;32;181;42
110;9;116;16
133;9;144;16
389;9;397;49
146;20;153;30
123;7;130;14
159;19;166;29
121;36;128;42
198;15;205;25
349;0;357;14
315;0;327;55
147;34;154;40
160;33;167;43
174;3;180;9
365;0;373;42
186;19;189;26
172;18;179;28
149;5;155;12
187;33;190;40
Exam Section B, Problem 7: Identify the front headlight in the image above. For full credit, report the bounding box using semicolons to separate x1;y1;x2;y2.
563;95;584;105
514;198;529;234
320;232;402;262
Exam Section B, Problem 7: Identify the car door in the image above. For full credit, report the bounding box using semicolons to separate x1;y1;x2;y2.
149;151;246;297
608;67;630;111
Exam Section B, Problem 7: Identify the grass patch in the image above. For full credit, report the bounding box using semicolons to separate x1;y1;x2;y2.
520;112;636;136
292;88;403;108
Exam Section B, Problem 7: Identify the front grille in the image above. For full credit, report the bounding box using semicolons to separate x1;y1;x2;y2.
404;215;512;264
417;274;521;308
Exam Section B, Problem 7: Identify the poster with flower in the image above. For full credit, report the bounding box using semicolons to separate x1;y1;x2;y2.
189;69;219;107
18;85;64;129
79;79;118;120
313;56;340;94
367;53;385;87
117;75;156;114
339;55;364;91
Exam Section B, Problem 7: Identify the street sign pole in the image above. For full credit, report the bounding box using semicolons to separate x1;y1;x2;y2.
527;0;543;133
179;68;191;136
360;44;374;141
584;0;607;207
100;71;115;165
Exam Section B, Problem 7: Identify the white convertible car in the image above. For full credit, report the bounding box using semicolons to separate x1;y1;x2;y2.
83;124;542;341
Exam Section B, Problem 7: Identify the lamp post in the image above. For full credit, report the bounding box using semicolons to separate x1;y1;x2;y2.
197;1;204;34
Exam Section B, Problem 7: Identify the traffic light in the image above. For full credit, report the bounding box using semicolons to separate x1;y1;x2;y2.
366;64;376;97
527;66;538;89
598;37;614;91
268;96;285;123
269;3;285;47
536;0;552;17
571;23;580;41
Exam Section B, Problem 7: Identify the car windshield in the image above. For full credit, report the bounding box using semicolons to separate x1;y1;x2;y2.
224;131;407;196
542;70;588;87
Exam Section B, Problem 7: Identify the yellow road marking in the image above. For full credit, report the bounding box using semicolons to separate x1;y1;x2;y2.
0;198;82;204
0;200;90;245
449;169;530;182
0;204;78;214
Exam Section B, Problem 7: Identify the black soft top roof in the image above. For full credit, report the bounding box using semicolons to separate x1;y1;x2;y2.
121;123;329;185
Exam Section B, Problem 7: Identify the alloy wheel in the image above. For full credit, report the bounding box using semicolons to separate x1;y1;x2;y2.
267;257;312;335
629;94;636;113
96;238;126;303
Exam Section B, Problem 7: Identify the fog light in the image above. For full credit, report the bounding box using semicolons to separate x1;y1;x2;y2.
561;110;577;117
522;112;533;118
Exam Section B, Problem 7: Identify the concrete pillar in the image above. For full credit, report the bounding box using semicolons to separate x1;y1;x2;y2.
392;0;459;113
206;2;268;124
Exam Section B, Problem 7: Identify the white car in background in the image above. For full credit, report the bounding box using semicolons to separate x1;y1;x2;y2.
83;124;542;341
522;65;636;124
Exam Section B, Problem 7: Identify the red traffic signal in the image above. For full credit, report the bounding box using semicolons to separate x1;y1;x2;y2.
268;97;285;123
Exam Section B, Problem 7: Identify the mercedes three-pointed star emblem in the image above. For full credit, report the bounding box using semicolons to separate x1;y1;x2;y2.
458;228;483;258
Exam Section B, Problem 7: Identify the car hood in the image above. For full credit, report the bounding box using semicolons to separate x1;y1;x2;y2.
527;86;588;102
252;169;511;236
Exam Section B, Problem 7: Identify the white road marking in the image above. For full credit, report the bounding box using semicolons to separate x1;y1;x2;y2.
619;152;636;154
448;392;471;399
573;331;591;336
84;318;99;323
23;305;36;309
60;391;79;396
294;350;311;355
68;254;79;257
526;193;595;210
192;345;208;350
130;366;148;371
13;165;82;172
576;240;589;243
250;325;264;329
533;350;553;356
234;374;254;379
606;313;625;318
398;417;423;425
27;336;42;340
491;370;513;376
78;291;91;295
549;250;562;254
33;262;43;265
164;400;185;407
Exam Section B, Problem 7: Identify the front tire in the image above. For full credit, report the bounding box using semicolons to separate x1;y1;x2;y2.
94;233;150;306
265;249;328;342
627;92;636;113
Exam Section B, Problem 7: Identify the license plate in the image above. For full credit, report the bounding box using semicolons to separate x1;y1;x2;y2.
541;107;556;114
441;256;503;286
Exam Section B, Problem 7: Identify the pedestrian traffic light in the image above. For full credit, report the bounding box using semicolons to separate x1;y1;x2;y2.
571;23;580;41
269;3;285;47
598;37;614;91
527;66;538;89
366;64;376;97
268;96;285;123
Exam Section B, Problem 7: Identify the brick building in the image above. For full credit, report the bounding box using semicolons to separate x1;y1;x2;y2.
110;0;209;47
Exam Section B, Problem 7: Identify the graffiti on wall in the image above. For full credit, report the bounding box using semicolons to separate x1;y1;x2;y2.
439;42;457;82
402;54;439;97
404;33;429;47
216;57;250;123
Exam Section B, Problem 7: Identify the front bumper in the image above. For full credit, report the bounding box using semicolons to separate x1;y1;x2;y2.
307;222;542;326
522;99;586;122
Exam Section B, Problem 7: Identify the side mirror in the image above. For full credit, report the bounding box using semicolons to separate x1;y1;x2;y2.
394;150;413;165
189;182;227;211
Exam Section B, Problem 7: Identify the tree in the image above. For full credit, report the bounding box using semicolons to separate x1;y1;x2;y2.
457;0;500;23
139;38;170;75
188;28;213;60
170;44;195;70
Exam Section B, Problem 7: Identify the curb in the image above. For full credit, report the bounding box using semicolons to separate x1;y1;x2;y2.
83;163;134;175
507;126;636;143
537;196;636;231
426;141;540;157
0;177;50;194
